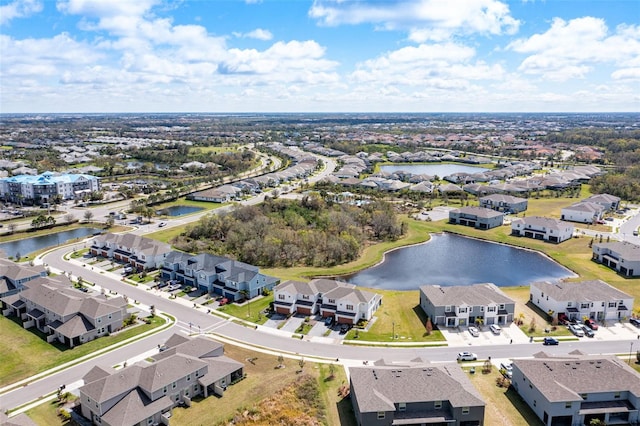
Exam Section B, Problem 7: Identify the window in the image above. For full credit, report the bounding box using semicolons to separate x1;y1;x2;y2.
445;306;451;312
581;303;589;309
458;307;467;313
480;307;484;312
499;304;505;310
580;394;587;400
163;386;167;394
328;299;335;304
533;400;537;407
565;402;572;408
614;392;621;399
434;401;442;409
148;417;154;425
398;403;406;412
487;306;496;312
462;407;470;415
608;302;616;308
346;304;354;310
278;294;285;300
567;302;572;307
302;295;309;300
377;412;385;419
187;374;191;381
172;381;177;389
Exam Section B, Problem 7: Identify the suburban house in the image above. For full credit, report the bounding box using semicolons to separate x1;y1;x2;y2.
0;171;100;204
560;201;605;224
530;280;634;322
592;240;640;277
79;333;244;426
350;358;485;426
419;284;515;328
0;258;47;297
1;275;127;348
160;251;279;300
187;184;242;203
90;233;172;271
479;194;528;213
511;351;640;426
448;206;504;230
511;216;574;243
274;279;382;325
584;193;621;211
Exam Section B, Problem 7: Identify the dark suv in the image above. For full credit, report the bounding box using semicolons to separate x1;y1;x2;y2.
543;337;559;345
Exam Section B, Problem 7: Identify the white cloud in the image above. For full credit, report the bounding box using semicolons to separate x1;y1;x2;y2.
508;17;640;81
612;68;640;80
0;0;43;25
233;28;273;41
309;0;520;37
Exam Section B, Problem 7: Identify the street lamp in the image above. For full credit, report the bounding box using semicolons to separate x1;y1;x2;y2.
629;342;634;365
392;322;395;340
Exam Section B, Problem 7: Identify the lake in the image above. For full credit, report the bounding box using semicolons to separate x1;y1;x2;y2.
0;227;102;257
342;233;574;290
380;164;489;176
157;206;204;216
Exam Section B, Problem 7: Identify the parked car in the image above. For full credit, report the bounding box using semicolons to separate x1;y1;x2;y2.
157;281;168;289
557;313;569;325
584;319;599;330
500;362;513;379
166;283;181;291
325;316;334;327
581;325;595;338
629;318;640;327
457;351;478;361
340;324;350;334
468;326;480;337
489;324;502;335
569;324;585;337
158;222;167;227
543;337;559;345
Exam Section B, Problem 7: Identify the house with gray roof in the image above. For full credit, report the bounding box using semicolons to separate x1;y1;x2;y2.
0;257;47;297
79;333;243;426
449;206;504;230
350;358;485;426
560;201;605;224
511;216;574;243
90;233;172;271
479;194;528;213
592;241;640;277
274;278;382;324
530;280;633;323
1;276;127;348
584;193;621;211
160;251;279;300
512;351;640;426
420;283;515;328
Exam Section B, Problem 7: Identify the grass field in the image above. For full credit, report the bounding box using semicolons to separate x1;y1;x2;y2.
218;296;272;324
0;315;165;387
170;343;353;426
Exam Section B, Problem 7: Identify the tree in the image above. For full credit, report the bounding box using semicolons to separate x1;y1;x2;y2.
84;210;94;223
64;213;74;224
425;318;433;336
7;223;16;234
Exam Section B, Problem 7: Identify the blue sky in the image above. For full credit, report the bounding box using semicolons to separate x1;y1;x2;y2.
1;0;638;113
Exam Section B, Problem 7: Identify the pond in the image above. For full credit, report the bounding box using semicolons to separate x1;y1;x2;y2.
156;206;204;217
0;227;102;257
342;233;574;290
380;164;489;176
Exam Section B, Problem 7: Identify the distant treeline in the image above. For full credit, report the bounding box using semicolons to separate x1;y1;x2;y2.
172;195;406;268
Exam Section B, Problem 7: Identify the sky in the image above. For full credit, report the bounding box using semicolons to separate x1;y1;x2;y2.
1;0;639;113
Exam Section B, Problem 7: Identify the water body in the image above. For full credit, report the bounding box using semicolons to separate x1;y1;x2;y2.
380;164;489;176
0;227;102;257
157;206;204;216
343;233;574;290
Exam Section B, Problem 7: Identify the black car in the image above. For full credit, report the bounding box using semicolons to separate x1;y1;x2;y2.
543;337;559;345
630;318;640;327
340;324;350;334
324;316;334;327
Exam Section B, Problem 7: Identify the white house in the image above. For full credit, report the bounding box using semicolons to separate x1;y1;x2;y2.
592;240;640;277
560;202;605;224
530;280;633;322
511;216;574;243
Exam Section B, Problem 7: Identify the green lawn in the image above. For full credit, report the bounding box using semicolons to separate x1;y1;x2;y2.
0;315;165;387
218;296;272;324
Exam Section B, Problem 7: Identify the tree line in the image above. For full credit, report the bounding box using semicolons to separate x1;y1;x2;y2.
171;195;406;268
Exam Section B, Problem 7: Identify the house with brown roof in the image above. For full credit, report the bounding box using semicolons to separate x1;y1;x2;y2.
512;351;640;426
530;280;633;322
420;283;515;328
79;333;244;426
449;206;504;230
90;233;172;271
511;216;574;243
273;279;382;325
349;358;485;426
1;276;127;348
592;240;640;277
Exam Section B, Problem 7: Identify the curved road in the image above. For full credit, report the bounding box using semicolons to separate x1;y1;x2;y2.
2;157;638;411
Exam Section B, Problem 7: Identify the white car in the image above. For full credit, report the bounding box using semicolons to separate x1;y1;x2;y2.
166;283;182;291
468;326;480;337
457;351;478;361
489;324;502;334
500;362;513;379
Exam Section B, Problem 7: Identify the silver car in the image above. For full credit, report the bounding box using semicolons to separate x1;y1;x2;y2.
468;326;480;337
569;324;585;337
